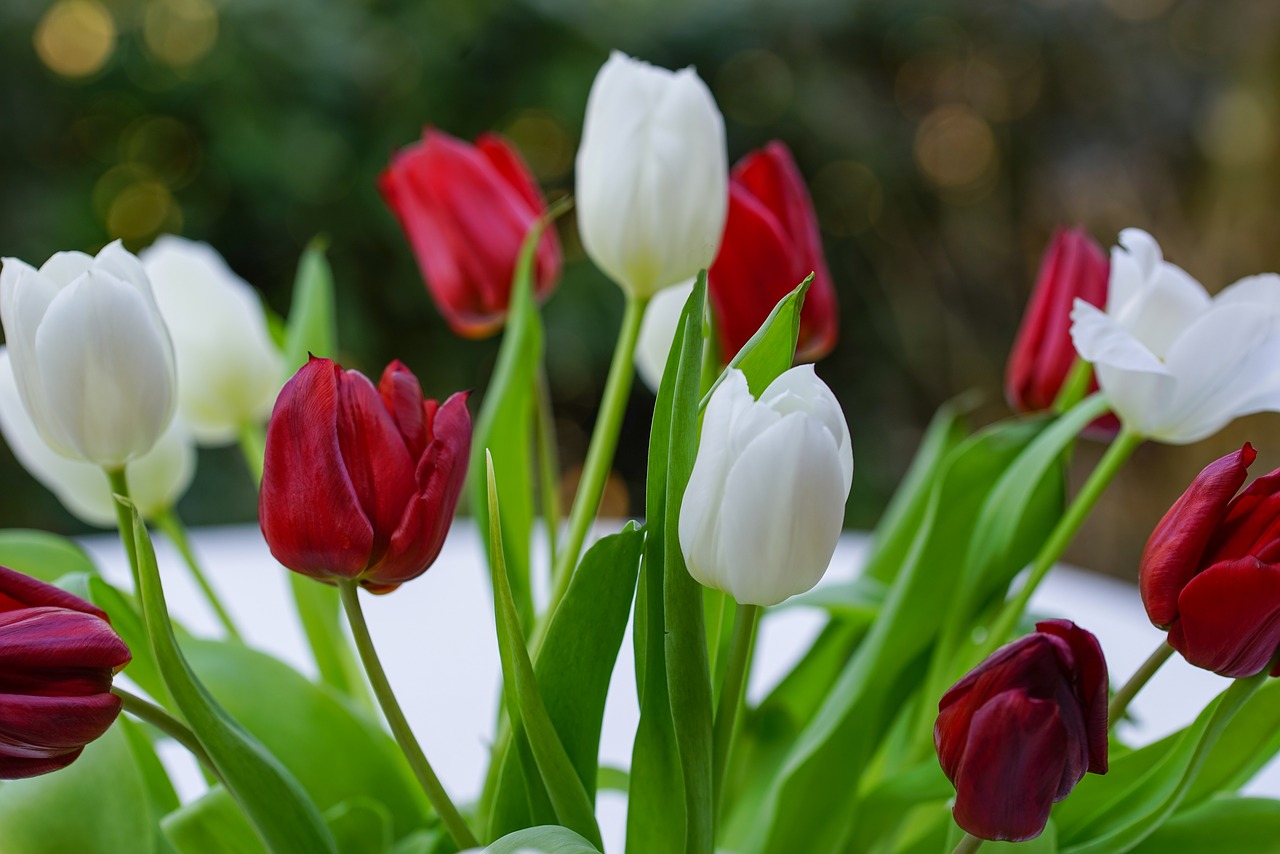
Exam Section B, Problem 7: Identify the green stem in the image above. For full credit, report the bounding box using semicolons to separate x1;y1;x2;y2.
707;591;729;682
979;427;1143;658
106;468;141;594
237;421;265;486
951;833;984;854
1109;641;1175;727
152;509;243;642
712;603;760;823
113;686;220;782
1053;357;1094;414
534;365;562;571
338;582;478;850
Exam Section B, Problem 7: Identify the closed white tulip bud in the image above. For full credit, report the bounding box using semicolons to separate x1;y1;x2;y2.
679;365;853;606
142;236;284;445
576;52;728;298
0;241;177;468
0;349;194;526
1070;228;1280;444
634;279;695;392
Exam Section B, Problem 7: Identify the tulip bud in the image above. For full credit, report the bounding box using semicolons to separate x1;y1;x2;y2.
379;129;562;337
259;357;471;593
935;620;1108;842
1139;443;1280;677
710;141;837;363
576;51;728;298
0;566;131;779
0;241;177;468
1070;228;1280;443
0;349;195;526
1006;227;1109;413
678;365;853;606
634;279;694;393
141;236;284;446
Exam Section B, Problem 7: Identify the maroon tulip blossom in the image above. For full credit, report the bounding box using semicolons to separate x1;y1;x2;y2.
0;566;131;779
379;128;562;338
935;620;1108;842
259;357;471;594
708;141;837;363
1140;443;1280;677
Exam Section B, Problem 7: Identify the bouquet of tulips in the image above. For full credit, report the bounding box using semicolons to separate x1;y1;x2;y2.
5;48;1280;854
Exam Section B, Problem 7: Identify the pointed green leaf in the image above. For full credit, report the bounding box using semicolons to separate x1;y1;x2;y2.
702;274;812;403
283;236;337;369
484;825;602;853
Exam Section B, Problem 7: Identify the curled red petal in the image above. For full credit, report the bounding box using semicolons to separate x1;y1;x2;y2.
0;608;131;677
1036;619;1108;774
1205;467;1280;564
0;692;121;776
1169;556;1280;678
378;360;428;460
0;566;108;620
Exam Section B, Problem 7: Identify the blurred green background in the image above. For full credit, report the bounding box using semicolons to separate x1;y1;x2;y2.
3;0;1280;578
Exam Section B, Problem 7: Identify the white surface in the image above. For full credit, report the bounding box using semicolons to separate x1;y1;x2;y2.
80;522;1280;852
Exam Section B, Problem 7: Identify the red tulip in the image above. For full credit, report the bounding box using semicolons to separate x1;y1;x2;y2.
0;566;131;779
1139;443;1280;677
935;620;1108;842
259;357;471;593
708;141;837;363
379;128;562;338
1006;227;1112;421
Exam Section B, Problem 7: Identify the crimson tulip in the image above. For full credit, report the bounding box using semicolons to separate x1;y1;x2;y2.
708;141;837;363
1139;443;1280;677
259;357;471;593
0;565;131;779
379;128;562;338
935;619;1108;842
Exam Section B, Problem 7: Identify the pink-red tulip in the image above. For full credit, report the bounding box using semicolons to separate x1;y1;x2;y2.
0;566;131;779
379;129;562;338
259;357;471;593
1140;443;1280;677
708;141;837;363
935;620;1108;842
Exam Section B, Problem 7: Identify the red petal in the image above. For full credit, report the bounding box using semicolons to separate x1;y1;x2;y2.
0;608;131;682
476;133;563;303
1036;619;1109;774
378;361;428;460
1169;556;1280;678
1140;443;1256;628
0;566;108;620
1205;467;1280;564
0;692;121;770
0;749;84;779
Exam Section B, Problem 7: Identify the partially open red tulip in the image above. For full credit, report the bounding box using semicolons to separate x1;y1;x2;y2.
709;141;837;363
1140;443;1280;677
0;566;131;779
259;357;471;593
379;128;562;338
935;620;1108;842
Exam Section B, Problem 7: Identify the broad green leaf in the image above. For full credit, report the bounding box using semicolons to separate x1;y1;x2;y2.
785;574;887;619
390;829;445;854
0;529;99;582
597;765;629;793
119;716;181;854
844;760;951;852
127;500;338;854
484;826;602;853
1129;797;1280;853
324;798;395;854
488;525;644;838
485;456;603;849
702;274;812;402
283;236;337;369
162;787;267;854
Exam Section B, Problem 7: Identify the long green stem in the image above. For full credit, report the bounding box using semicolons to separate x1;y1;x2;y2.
1109;641;1175;726
113;686;220;780
1052;357;1094;414
951;833;984;854
712;602;760;823
978;427;1143;658
237;421;265;485
338;582;478;850
533;365;562;571
106;468;142;593
152;509;243;642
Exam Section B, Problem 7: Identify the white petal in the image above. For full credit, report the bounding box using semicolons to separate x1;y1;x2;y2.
1214;273;1280;311
759;364;853;491
36;251;94;287
634;280;694;393
1118;228;1162;280
1111;261;1210;359
1070;299;1168;374
1094;363;1178;439
2;263;77;456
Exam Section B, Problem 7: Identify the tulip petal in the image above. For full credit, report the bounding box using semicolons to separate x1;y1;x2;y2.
1169;556;1280;677
758;364;853;492
378;361;429;460
1214;273;1280;312
0;567;110;619
1070;299;1168;375
1036;619;1109;774
635;280;693;392
0;692;121;759
1204;466;1280;564
0;607;131;680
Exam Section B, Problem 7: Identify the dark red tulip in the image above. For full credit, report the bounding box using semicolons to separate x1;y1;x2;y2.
259;357;471;593
1006;227;1115;431
0;566;131;779
1140;443;1280;677
935;620;1108;842
708;141;837;364
379;128;562;338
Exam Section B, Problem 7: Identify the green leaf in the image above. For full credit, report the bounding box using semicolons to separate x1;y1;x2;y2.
484;826;602;853
597;765;629;794
701;275;811;406
0;529;99;582
484;454;603;849
324;798;395;854
283;236;337;369
88;577;172;708
288;574;369;705
1129;797;1280;853
785;574;887;619
162;787;267;854
126;499;338;854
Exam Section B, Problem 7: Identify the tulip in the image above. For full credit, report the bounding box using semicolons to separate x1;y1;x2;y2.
935;620;1108;842
1070;228;1280;444
576;51;728;298
142;236;284;446
710;141;837;363
0;349;195;527
0;241;177;468
634;279;694;392
379;129;562;338
1006;227;1109;413
259;357;471;593
0;565;131;779
678;365;853;606
1139;443;1280;677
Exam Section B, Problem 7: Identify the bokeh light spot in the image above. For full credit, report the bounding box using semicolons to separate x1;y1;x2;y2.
34;0;116;79
1198;89;1274;168
106;181;177;240
914;105;998;190
502;111;574;182
143;0;218;68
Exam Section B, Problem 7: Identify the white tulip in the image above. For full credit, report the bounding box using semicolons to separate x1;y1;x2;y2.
1070;228;1280;444
141;235;283;446
679;366;853;606
0;241;177;468
635;279;695;392
0;349;194;525
576;51;728;298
